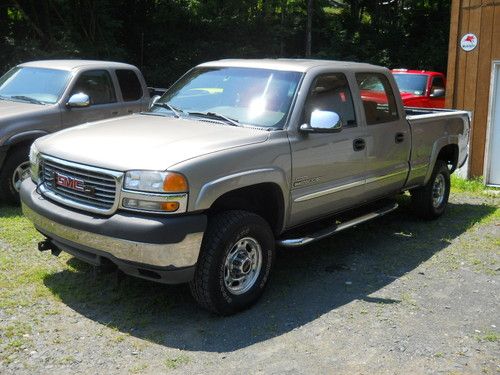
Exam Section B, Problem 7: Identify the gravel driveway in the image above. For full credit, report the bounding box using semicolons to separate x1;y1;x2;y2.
0;192;498;374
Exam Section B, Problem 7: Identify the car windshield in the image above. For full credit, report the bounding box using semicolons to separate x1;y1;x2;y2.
393;74;428;95
152;67;303;128
0;67;71;104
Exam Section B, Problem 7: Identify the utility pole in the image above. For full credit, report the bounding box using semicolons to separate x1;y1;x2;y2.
306;0;313;57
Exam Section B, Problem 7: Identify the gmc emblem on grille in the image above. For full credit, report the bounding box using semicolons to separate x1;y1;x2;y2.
54;172;95;196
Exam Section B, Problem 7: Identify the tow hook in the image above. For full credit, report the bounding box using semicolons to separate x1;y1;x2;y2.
38;239;61;256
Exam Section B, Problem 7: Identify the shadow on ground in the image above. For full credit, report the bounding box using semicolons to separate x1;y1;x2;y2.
0;203;22;218
42;199;496;352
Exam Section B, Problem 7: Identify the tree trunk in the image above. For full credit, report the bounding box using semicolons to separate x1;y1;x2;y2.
306;0;313;57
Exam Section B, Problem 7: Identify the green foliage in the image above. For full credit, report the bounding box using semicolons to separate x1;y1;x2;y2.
0;1;450;86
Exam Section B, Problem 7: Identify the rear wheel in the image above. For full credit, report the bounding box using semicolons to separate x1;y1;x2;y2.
0;146;30;204
410;160;450;220
189;210;275;315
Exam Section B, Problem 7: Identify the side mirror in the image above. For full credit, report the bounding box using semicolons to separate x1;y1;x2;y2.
66;93;90;108
430;87;445;98
300;110;343;133
149;95;161;109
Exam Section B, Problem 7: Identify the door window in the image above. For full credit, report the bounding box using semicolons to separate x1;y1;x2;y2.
116;69;143;101
304;73;357;127
430;76;445;93
71;70;116;105
356;73;398;125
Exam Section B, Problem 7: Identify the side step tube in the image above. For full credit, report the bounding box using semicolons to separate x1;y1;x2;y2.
277;202;398;248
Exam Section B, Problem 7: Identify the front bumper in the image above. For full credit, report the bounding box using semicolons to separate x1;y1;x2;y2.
20;179;207;284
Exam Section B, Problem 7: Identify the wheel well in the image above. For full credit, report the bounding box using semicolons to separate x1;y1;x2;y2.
209;183;285;236
437;144;459;173
5;140;32;160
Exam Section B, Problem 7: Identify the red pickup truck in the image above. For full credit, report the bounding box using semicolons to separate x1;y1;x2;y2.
391;69;446;108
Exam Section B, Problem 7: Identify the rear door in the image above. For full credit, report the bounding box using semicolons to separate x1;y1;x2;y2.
61;69;123;127
355;72;410;200
115;69;148;114
288;72;367;227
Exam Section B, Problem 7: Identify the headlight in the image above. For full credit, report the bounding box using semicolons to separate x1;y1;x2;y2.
124;171;188;193
29;143;40;183
122;170;188;213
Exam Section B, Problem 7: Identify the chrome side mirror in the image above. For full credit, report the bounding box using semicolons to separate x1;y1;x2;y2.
149;95;161;109
430;87;445;98
300;110;343;133
66;93;90;108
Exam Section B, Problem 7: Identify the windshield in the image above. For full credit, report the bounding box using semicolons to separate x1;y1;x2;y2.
0;67;71;104
393;74;428;96
153;67;302;128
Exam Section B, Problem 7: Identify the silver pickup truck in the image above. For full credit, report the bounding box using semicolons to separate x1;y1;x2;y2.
0;60;151;203
20;59;469;315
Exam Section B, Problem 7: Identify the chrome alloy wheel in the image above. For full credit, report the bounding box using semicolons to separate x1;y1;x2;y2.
12;161;31;192
432;173;446;208
223;237;263;295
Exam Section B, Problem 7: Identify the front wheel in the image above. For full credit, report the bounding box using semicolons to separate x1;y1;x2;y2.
0;146;30;204
410;160;451;220
189;210;275;315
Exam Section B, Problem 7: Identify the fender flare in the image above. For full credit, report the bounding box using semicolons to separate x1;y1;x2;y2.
4;130;49;147
424;135;459;185
194;167;290;231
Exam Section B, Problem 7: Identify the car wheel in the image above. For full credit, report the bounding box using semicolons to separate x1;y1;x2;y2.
410;160;450;220
0;146;30;204
189;210;275;315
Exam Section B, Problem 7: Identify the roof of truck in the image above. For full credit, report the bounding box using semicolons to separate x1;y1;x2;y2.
18;60;138;71
198;58;387;73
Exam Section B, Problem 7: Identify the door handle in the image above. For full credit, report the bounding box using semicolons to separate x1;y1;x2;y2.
127;110;133;114
353;138;366;151
395;132;405;143
111;111;119;115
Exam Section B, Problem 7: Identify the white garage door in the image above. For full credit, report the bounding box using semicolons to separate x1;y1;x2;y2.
486;62;500;186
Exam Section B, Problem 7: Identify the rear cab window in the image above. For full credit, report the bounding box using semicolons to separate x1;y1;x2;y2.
116;69;143;101
356;73;399;125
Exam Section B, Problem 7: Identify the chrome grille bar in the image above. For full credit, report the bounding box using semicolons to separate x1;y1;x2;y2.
39;155;123;215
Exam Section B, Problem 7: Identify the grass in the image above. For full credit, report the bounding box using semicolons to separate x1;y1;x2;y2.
164;354;190;369
451;175;500;195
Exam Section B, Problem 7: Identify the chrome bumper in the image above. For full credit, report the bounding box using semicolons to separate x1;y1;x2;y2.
23;204;203;268
20;179;206;270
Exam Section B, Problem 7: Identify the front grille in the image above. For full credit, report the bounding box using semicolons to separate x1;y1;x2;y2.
41;157;119;213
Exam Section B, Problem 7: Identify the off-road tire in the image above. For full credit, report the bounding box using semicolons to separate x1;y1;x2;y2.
410;160;450;220
0;146;30;204
189;210;275;315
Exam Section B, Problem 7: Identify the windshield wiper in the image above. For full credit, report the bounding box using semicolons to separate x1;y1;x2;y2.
187;111;240;127
10;95;44;105
152;102;183;118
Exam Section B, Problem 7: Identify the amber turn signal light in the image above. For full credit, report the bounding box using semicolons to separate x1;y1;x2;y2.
163;173;188;193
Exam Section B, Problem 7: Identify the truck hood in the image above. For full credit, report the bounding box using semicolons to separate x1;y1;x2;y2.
0;99;42;117
399;92;423;101
36;113;270;171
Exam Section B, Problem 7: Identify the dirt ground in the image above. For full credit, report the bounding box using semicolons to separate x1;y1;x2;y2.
0;192;498;374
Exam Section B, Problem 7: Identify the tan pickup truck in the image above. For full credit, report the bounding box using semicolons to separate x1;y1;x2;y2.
0;60;151;203
20;59;469;315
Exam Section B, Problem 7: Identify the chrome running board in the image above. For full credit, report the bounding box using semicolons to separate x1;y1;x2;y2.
277;202;398;248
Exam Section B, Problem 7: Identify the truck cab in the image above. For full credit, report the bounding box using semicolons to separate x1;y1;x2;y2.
391;69;446;108
0;60;150;203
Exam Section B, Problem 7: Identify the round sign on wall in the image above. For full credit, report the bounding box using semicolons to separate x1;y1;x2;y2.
460;33;478;52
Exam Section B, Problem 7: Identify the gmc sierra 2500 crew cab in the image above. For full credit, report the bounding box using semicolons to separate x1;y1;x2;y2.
20;59;469;315
0;60;152;203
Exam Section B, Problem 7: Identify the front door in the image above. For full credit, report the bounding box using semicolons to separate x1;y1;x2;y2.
289;72;367;227
61;69;123;128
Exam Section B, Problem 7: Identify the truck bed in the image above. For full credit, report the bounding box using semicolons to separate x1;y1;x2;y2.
404;107;470;189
